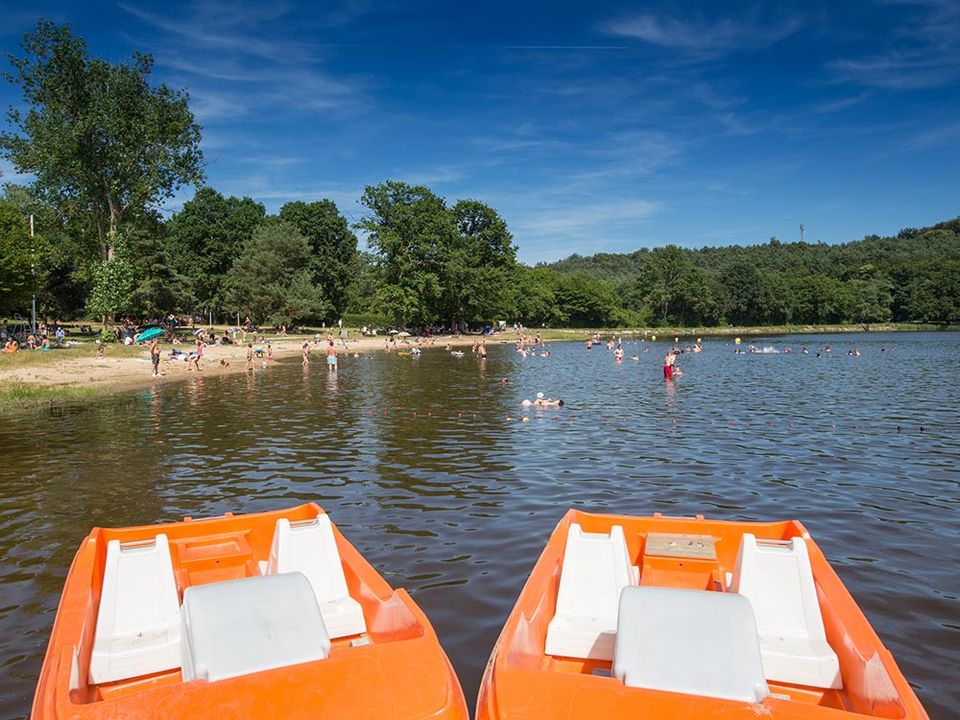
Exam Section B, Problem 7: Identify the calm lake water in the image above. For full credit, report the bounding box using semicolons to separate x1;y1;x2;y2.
1;332;957;719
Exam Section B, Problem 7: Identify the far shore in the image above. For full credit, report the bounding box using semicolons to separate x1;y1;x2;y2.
1;322;954;412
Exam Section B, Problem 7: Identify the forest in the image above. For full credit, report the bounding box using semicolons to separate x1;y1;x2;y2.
1;21;958;330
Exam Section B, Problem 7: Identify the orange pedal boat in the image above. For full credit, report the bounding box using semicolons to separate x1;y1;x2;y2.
477;509;929;720
33;503;468;719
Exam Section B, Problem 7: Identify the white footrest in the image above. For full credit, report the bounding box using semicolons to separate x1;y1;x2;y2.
266;514;366;639
89;534;181;684
613;586;770;703
180;573;331;683
545;523;638;660
731;534;842;689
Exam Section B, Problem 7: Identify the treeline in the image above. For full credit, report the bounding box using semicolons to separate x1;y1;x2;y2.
541;220;960;327
1;21;958;330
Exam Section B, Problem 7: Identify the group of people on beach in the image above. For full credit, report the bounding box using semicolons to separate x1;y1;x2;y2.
0;319;69;352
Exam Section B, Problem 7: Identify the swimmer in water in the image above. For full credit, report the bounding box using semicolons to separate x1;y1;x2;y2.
524;392;564;407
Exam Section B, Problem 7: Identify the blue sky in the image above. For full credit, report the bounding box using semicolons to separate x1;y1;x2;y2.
1;1;958;263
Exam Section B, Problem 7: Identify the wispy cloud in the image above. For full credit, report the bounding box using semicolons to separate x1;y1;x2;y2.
598;11;801;57
893;120;960;153
514;198;660;236
810;93;871;114
118;1;372;121
828;0;960;88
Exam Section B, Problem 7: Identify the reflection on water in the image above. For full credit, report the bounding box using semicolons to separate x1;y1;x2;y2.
1;333;958;718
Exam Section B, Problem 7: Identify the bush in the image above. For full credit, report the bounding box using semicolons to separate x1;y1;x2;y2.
99;329;117;344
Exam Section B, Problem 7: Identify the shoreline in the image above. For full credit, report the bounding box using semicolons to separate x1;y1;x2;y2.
0;334;488;412
1;323;955;412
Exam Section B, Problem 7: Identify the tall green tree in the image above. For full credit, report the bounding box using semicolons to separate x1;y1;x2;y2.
165;188;265;315
848;264;893;324
2;184;95;318
224;220;328;326
0;20;203;260
443;199;517;326
634;245;714;326
278;200;357;320
86;232;137;321
357;181;454;326
0;200;42;316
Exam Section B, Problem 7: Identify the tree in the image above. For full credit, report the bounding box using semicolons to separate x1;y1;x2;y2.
901;261;960;323
0;20;204;260
443;199;517;327
357;181;454;326
0;200;41;316
848;264;893;324
2;184;96;318
515;267;563;326
553;274;621;327
166;188;265;315
634;246;714;326
786;274;853;324
278;200;357;320
86;232;137;321
224;220;328;325
128;217;184;317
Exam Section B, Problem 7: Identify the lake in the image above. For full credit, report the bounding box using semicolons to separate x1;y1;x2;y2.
1;332;957;719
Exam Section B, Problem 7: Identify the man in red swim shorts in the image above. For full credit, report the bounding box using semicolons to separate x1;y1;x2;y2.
663;351;676;380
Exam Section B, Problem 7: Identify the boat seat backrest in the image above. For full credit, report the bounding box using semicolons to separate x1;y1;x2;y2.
266;514;366;639
544;523;638;661
730;533;842;689
89;534;181;684
613;585;770;703
180;572;331;683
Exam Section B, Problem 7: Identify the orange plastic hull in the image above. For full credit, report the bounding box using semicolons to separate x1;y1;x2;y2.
32;503;468;720
477;510;929;720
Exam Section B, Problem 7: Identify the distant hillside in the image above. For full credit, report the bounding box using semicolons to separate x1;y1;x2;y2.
543;218;960;282
517;218;960;327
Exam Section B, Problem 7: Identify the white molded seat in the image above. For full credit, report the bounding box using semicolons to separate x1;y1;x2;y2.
266;514;366;639
89;534;181;684
180;572;331;682
731;533;842;689
544;523;639;660
613;586;770;703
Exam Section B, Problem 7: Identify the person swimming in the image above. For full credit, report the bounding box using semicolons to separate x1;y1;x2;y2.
522;392;564;407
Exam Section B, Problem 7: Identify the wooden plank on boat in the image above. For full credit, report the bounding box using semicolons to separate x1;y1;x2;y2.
645;533;717;561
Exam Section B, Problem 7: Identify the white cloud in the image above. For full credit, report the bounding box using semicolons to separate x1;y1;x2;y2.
598;12;801;56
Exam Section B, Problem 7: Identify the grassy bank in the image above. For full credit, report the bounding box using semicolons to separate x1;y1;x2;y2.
0;382;104;414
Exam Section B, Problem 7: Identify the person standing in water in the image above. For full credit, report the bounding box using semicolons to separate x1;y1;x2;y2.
663;350;676;380
149;337;161;377
246;343;254;370
326;339;338;371
302;342;310;366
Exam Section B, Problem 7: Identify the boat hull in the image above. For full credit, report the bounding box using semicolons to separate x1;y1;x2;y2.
33;503;468;720
477;509;929;720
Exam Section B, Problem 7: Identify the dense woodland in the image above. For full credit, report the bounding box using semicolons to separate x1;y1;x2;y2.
1;22;958;331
